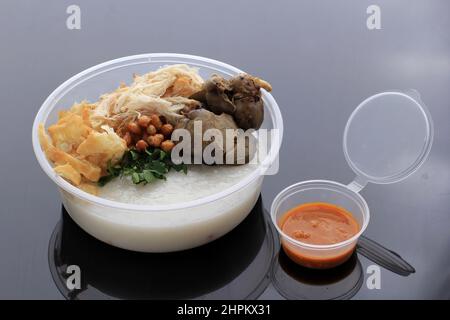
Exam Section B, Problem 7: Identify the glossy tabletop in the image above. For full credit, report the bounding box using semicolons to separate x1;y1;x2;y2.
0;0;449;299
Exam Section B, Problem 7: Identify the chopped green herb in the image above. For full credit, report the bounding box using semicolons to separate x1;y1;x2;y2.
98;147;188;186
130;149;139;161
172;163;188;174
142;170;155;183
131;172;140;184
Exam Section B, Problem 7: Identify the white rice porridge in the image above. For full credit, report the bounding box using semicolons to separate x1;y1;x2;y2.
99;164;257;205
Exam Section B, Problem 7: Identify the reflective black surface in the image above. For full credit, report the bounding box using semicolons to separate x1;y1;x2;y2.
44;200;433;300
270;237;416;300
0;0;449;299
42;197;448;300
49;198;275;300
272;251;363;300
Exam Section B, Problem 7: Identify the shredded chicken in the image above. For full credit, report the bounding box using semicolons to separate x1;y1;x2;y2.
91;64;204;129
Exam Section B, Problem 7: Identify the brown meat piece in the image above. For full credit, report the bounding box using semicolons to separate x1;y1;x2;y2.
190;73;272;130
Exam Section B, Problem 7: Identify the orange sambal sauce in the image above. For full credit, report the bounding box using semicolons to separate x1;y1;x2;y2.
279;202;360;269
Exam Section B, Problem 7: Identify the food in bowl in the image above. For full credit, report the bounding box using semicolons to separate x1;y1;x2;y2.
32;54;283;252
38;64;272;199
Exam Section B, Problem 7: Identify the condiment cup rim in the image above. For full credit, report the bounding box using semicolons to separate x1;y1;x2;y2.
270;179;370;250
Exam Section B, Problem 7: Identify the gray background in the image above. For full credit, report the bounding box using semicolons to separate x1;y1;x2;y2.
0;0;449;299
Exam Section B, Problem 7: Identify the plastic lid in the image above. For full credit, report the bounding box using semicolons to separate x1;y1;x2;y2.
343;91;433;188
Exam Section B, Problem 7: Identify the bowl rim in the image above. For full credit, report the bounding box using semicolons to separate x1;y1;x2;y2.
270;180;370;250
32;53;283;212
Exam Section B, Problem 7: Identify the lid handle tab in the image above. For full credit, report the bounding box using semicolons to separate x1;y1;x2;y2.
347;176;368;193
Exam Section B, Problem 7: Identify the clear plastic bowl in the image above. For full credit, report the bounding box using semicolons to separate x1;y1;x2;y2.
32;53;283;252
270;180;370;269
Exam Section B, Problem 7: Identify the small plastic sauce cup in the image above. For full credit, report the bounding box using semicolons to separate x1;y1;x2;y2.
271;180;369;269
271;91;433;269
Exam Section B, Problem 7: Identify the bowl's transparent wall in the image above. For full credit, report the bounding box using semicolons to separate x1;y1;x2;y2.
60;177;263;252
273;183;367;227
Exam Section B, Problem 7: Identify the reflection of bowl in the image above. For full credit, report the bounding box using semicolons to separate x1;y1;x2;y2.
270;180;369;269
49;197;275;299
272;249;363;300
32;53;283;252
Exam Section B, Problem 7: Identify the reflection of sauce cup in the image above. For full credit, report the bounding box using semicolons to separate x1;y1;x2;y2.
271;181;369;269
272;249;363;300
